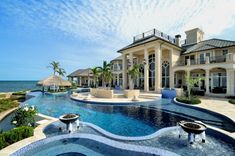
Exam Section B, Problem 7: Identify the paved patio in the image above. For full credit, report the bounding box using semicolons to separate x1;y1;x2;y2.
197;96;235;121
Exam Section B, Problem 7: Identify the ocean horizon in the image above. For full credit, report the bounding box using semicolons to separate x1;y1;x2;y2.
0;80;41;92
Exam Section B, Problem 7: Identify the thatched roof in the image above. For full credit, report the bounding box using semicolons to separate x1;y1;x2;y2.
67;68;92;77
37;75;71;87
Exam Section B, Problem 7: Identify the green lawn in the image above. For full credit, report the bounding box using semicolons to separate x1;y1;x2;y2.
0;94;6;99
0;99;19;113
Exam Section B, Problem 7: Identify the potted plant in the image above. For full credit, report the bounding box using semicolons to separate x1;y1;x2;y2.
124;64;140;99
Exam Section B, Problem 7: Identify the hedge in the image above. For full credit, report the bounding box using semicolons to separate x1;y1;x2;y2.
228;99;235;105
0;126;33;150
176;96;201;104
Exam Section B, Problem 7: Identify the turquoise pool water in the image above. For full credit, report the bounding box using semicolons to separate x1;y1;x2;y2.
24;92;235;136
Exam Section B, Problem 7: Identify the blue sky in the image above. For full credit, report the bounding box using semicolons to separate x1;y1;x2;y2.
0;0;235;80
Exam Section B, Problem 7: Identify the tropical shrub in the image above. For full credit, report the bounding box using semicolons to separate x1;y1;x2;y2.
98;61;112;87
228;99;235;105
11;105;37;127
128;64;140;89
0;126;33;150
176;96;201;104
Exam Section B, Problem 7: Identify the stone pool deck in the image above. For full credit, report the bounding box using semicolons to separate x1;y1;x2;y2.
197;97;235;121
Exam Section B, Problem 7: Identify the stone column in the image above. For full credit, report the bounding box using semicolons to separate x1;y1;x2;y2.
170;72;174;88
155;44;161;92
169;49;174;88
144;48;149;92
117;74;120;86
205;69;210;95
129;52;134;89
226;69;235;96
122;54;127;89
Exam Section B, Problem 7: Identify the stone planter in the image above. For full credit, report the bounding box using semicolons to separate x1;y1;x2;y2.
124;90;140;99
90;88;114;98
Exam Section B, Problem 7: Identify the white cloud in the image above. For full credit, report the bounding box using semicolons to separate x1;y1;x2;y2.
1;0;235;58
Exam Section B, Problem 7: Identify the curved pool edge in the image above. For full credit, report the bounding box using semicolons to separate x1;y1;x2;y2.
173;98;235;139
77;121;176;141
11;133;180;156
0;107;17;122
173;98;235;123
0;116;57;155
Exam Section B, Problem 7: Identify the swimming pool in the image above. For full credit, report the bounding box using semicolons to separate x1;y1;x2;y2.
24;92;235;137
12;134;179;156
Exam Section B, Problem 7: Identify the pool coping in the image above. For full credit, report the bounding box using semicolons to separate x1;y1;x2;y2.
173;98;235;123
11;133;180;156
173;98;235;139
0;113;58;156
0;107;18;122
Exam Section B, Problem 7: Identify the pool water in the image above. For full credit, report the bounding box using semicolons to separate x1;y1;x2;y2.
25;92;235;137
25;93;188;136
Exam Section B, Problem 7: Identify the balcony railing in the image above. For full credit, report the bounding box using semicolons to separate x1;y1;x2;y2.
112;65;122;71
175;55;228;66
133;29;176;44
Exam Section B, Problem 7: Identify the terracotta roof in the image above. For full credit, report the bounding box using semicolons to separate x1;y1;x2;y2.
182;38;235;54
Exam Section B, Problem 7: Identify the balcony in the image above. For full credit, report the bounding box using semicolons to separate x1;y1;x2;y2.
133;29;176;44
175;54;234;66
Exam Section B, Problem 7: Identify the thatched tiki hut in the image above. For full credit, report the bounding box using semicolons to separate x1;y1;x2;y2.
37;75;71;92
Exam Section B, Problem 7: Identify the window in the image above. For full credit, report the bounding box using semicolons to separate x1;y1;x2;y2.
162;61;170;88
185;56;189;65
222;49;228;55
185;55;195;65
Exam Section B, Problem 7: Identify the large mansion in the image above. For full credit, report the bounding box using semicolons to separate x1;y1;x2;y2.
68;28;235;96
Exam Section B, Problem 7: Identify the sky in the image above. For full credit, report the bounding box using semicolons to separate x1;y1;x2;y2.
0;0;235;80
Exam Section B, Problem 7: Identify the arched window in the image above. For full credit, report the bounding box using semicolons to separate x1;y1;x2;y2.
162;61;170;88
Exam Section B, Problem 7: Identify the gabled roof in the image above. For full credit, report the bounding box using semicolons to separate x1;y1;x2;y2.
67;68;92;77
111;55;122;62
117;36;181;52
182;38;235;54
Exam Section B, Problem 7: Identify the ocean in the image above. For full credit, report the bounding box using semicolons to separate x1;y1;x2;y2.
0;81;40;92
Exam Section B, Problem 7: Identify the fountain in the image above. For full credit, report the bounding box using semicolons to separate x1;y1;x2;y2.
59;114;80;133
178;121;207;144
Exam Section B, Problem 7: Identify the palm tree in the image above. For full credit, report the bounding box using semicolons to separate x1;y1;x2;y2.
98;61;112;87
128;64;140;89
57;68;66;77
105;70;113;88
91;67;100;88
48;61;60;75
